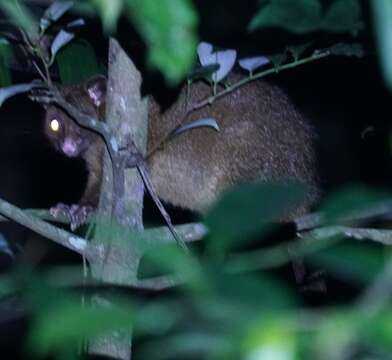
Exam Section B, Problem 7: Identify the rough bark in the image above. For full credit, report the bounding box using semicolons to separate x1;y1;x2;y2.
88;38;148;360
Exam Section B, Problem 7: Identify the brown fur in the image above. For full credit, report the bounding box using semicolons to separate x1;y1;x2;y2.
44;82;104;206
44;74;318;216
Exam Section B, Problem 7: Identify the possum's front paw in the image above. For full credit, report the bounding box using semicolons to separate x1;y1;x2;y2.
50;203;94;231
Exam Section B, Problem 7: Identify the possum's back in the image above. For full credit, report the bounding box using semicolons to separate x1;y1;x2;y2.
147;74;318;213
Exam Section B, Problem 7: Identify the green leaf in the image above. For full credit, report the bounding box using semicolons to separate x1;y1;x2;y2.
365;309;392;352
205;269;295;311
173;117;219;136
140;332;234;360
314;312;358;359
205;182;307;254
238;56;270;72
126;0;198;85
320;184;391;223
0;40;14;87
0;274;16;298
269;52;287;69
0;1;38;39
287;43;312;61
29;298;134;355
50;30;74;63
66;18;85;29
250;0;363;34
322;0;363;34
309;243;385;284
92;0;124;32
249;0;322;34
243;319;297;360
56;41;100;84
134;301;181;335
142;244;203;288
0;60;11;88
188;64;220;81
372;0;392;92
40;0;74;33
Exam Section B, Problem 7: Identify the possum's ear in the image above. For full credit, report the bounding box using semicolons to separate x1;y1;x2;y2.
85;75;107;108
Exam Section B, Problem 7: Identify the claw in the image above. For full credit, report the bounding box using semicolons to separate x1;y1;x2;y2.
50;203;94;230
29;88;54;105
69;204;94;231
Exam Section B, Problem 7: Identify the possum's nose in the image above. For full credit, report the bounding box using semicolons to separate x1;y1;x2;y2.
62;138;80;157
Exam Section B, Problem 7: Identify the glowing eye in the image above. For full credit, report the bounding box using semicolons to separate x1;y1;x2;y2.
50;119;60;132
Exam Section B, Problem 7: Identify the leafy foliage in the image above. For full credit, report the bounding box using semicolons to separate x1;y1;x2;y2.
205;182;307;254
29;296;134;356
372;0;392;91
56;42;100;84
126;0;198;84
320;185;391;223
0;40;13;87
250;0;362;34
50;30;75;62
309;243;385;284
0;0;37;38
40;1;74;33
91;0;123;32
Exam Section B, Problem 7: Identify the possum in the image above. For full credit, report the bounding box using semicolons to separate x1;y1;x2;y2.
44;74;319;228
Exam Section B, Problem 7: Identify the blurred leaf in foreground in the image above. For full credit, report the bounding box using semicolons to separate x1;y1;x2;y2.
250;0;362;34
249;0;322;33
126;0;198;85
319;184;391;223
205;182;307;254
372;0;392;92
321;0;363;35
0;0;38;38
0;40;13;87
56;41;100;84
28;297;134;357
308;242;385;285
242;318;297;360
92;0;124;33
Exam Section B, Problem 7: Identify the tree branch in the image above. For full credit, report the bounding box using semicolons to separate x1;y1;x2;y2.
294;200;392;232
0;197;88;256
226;225;392;273
136;275;186;291
141;222;207;250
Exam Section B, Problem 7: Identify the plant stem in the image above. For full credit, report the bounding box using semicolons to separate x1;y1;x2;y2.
190;51;330;112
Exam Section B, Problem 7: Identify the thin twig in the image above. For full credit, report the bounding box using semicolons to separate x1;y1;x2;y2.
32;60;47;82
188;51;330;113
136;162;189;253
146;51;331;160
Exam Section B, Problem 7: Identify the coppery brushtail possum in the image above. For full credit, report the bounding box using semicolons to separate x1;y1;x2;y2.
44;74;319;227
